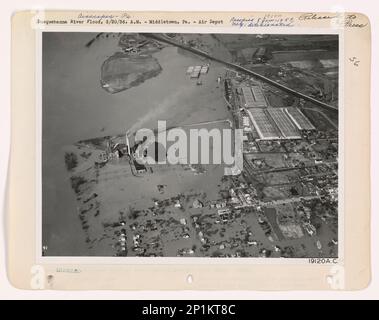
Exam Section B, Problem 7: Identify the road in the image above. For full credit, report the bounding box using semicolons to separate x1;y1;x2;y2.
251;163;327;174
259;195;321;207
143;33;338;112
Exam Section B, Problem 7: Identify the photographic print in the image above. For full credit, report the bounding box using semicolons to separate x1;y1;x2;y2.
42;32;339;258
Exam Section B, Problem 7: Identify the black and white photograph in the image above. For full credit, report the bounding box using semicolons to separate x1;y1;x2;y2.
42;32;339;258
3;1;376;296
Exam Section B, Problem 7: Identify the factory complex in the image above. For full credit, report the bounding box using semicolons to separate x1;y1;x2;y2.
245;103;315;141
240;85;268;108
186;64;209;78
267;108;302;140
285;107;316;131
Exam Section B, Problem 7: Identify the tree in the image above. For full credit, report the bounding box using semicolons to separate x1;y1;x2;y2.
65;152;78;171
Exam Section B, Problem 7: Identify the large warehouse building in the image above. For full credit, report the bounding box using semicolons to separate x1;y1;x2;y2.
285;107;316;131
241;87;256;109
247;109;281;140
251;86;268;107
267;108;301;139
241;86;268;109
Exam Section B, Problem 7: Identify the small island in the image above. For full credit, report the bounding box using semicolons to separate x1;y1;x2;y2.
100;34;164;93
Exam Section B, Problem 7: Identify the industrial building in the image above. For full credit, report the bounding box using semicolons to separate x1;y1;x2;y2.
200;65;209;74
267;108;301;139
133;160;147;174
187;65;205;78
186;66;194;74
247;109;281;140
190;66;201;78
285;107;316;131
241;86;268;108
251;86;268;107
190;71;200;78
241;87;255;108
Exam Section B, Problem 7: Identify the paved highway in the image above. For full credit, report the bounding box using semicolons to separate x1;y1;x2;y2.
259;195;321;207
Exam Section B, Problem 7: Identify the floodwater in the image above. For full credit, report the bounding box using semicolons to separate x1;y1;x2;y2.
42;32;226;255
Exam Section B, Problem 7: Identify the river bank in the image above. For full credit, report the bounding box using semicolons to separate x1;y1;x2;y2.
42;32;229;255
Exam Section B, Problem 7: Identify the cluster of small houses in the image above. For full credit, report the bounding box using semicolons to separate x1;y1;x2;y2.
150;182;259;224
96;140;129;164
207;184;259;224
310;175;338;203
116;228;127;256
94;138;152;175
243;140;259;153
153;195;204;211
114;182;263;256
113;173;335;257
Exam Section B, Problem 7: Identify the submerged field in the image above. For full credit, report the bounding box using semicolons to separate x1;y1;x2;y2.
101;54;162;93
42;32;231;256
43;32;338;258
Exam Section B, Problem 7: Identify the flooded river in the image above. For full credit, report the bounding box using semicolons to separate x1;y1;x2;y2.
42;32;226;255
